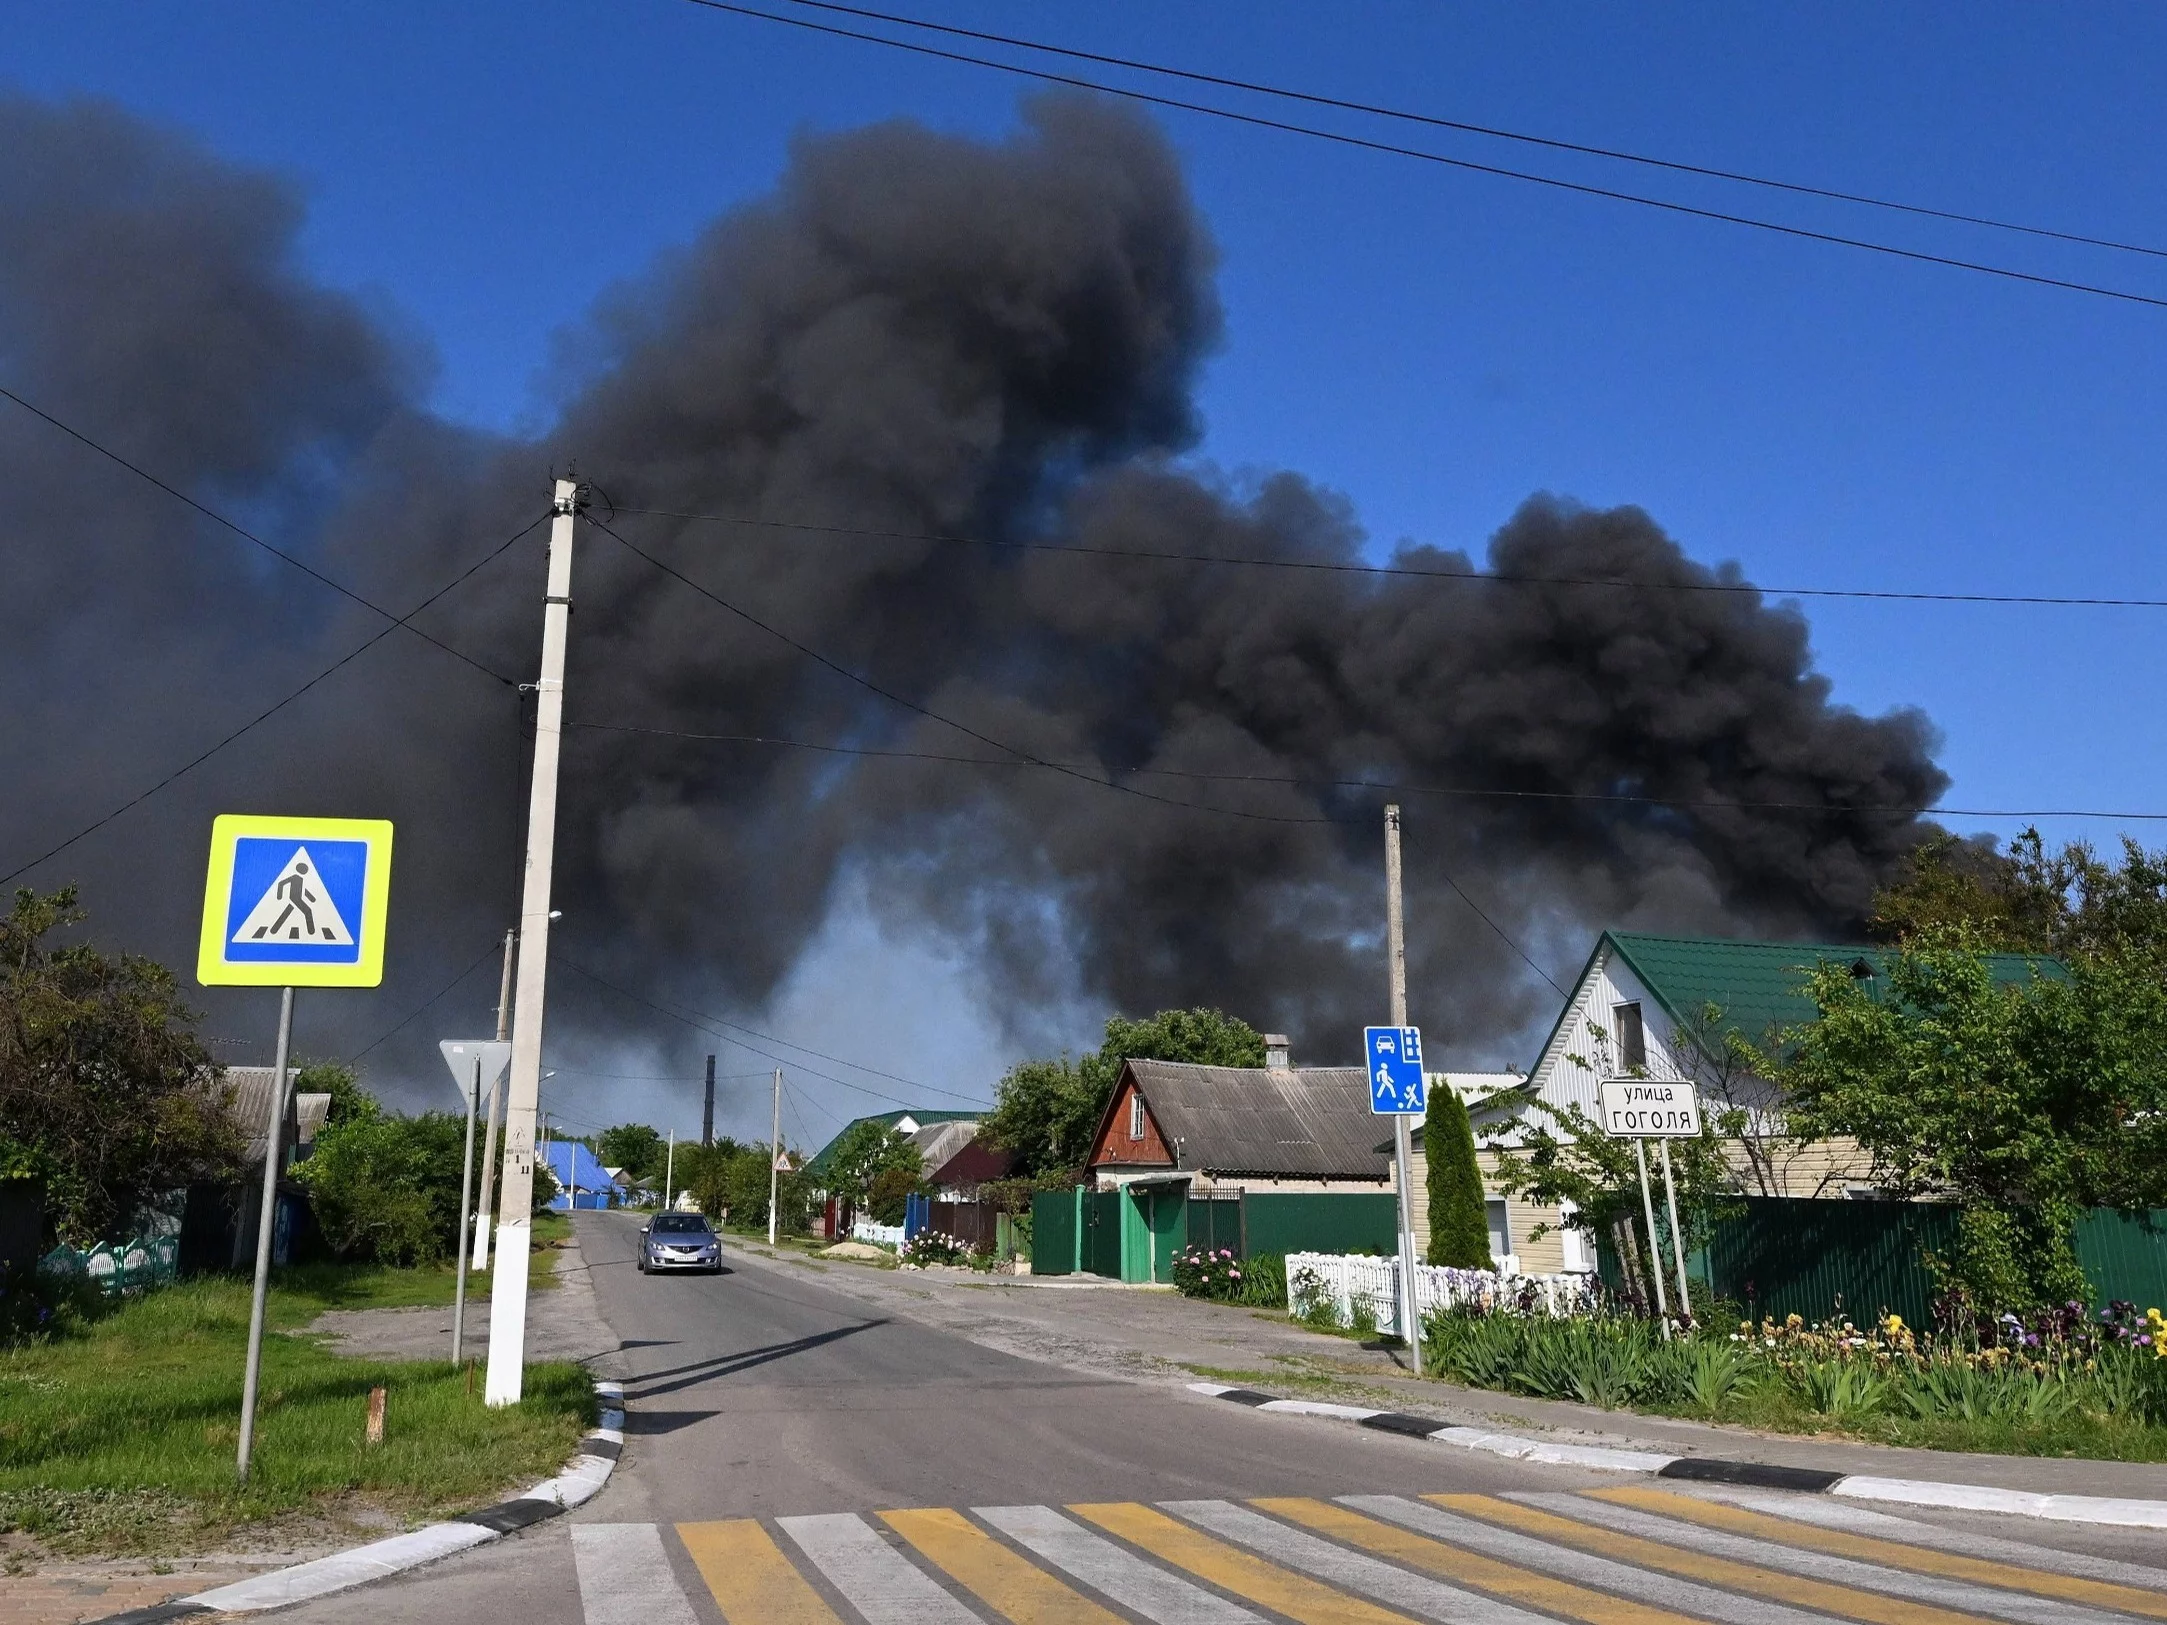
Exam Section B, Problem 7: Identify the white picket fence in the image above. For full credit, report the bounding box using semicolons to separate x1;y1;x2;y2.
1284;1251;1597;1336
850;1217;906;1247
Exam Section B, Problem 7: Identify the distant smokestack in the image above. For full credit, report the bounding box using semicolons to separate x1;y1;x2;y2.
1264;1034;1291;1070
702;1055;715;1146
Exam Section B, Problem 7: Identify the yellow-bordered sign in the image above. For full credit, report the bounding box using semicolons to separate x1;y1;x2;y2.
197;815;394;987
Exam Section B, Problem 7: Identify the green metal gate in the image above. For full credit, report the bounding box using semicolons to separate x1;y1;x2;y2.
1029;1189;1080;1275
1086;1190;1124;1278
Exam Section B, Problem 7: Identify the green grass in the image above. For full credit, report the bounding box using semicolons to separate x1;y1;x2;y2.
261;1211;573;1317
0;1273;594;1554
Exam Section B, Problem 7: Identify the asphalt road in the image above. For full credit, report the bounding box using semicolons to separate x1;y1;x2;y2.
261;1213;2167;1625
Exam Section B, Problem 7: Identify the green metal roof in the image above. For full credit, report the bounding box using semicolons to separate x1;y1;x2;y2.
1598;931;2064;1051
801;1108;979;1181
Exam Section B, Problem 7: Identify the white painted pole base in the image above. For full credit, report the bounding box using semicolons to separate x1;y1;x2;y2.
484;1220;533;1406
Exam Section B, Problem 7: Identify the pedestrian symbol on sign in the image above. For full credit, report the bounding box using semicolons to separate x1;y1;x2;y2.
1364;1024;1426;1114
230;847;355;945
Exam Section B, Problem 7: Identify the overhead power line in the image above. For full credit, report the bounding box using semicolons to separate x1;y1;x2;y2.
680;0;2167;313
0;382;517;685
348;938;506;1063
0;511;550;887
615;505;2167;611
558;955;992;1109
770;0;2167;263
569;719;2164;824
581;513;1324;826
581;512;1558;985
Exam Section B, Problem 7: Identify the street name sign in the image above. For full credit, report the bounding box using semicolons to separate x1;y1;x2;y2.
1597;1079;1702;1137
197;815;393;987
1364;1025;1426;1114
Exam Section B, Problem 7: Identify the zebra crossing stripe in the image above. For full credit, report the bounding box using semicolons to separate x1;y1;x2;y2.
570;1525;698;1625
1522;1493;2133;1625
976;1504;1267;1624
1590;1488;2167;1620
1070;1500;1417;1625
880;1507;1126;1624
1432;1493;2009;1625
677;1519;842;1625
1163;1499;1560;1625
1689;1489;2167;1592
1275;1497;1712;1625
778;1512;982;1625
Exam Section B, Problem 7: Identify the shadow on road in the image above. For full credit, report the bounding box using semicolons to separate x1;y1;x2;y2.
627;1319;890;1400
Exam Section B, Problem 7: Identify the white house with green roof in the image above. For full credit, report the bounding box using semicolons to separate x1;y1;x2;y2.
1417;931;2063;1276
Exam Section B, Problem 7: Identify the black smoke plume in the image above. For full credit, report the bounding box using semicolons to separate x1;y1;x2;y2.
0;91;1946;1103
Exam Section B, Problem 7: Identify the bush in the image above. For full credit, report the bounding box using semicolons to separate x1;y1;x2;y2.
1424;1085;1493;1269
867;1167;919;1226
898;1231;970;1268
0;1261;104;1347
1171;1247;1285;1308
299;1110;466;1265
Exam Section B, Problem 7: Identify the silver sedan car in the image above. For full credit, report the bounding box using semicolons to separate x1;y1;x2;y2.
636;1212;723;1273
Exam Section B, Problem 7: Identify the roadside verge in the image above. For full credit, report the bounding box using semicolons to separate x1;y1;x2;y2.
99;1377;625;1624
1187;1382;2167;1530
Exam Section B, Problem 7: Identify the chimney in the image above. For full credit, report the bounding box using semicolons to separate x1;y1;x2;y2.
1263;1034;1291;1070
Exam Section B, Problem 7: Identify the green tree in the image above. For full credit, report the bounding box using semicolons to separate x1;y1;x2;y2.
1423;1084;1492;1269
299;1095;467;1265
1770;940;2167;1310
686;1141;807;1234
866;1165;919;1225
818;1119;922;1203
1873;829;2167;967
296;1058;374;1127
597;1122;666;1184
0;886;240;1241
985;1008;1267;1174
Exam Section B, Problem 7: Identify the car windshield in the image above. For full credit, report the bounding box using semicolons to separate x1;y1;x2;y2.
651;1215;711;1234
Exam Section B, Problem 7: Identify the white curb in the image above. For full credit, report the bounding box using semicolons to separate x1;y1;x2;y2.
1185;1381;2167;1527
126;1377;625;1619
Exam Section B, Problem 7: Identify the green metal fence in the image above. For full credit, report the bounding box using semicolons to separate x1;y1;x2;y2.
1086;1190;1124;1277
2075;1209;2167;1307
1185;1196;1244;1255
1603;1198;2167;1326
40;1234;180;1297
1030;1190;1079;1275
1240;1192;1397;1259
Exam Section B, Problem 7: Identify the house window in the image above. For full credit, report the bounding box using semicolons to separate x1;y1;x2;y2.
1557;1200;1594;1273
1612;1002;1647;1073
1486;1198;1511;1262
1129;1093;1145;1141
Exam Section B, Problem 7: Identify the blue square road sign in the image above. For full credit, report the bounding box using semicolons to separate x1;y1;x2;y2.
1364;1025;1426;1114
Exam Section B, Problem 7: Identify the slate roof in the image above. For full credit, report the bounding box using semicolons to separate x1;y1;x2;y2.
1533;931;2067;1070
930;1137;1017;1188
802;1109;979;1182
223;1067;330;1165
1109;1059;1392;1182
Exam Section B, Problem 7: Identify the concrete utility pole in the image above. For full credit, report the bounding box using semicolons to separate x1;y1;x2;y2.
1384;806;1423;1374
472;928;515;1270
702;1053;715;1147
767;1068;783;1245
237;987;296;1482
485;476;580;1407
664;1129;676;1212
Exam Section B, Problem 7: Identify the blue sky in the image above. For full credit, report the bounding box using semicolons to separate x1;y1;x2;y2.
9;3;2164;1138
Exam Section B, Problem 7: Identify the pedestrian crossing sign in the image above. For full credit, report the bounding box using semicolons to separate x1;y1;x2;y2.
197;814;393;987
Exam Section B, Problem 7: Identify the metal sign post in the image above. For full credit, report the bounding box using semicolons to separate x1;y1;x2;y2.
1597;1079;1702;1332
437;1041;510;1366
1365;1024;1427;1358
197;813;394;1482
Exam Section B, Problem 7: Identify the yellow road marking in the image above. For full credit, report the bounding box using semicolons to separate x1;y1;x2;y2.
1070;1501;1417;1625
677;1519;843;1625
1258;1497;1697;1625
881;1507;1125;1624
1431;1494;2008;1625
1591;1488;2167;1622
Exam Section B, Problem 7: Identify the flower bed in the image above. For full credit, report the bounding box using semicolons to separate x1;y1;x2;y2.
1171;1247;1285;1307
1422;1299;2167;1457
